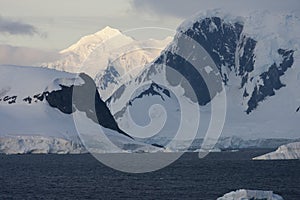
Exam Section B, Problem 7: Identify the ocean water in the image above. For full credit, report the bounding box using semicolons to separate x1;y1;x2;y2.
0;150;299;200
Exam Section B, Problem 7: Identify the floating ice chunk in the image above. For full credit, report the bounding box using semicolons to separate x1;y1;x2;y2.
217;189;284;200
253;142;300;160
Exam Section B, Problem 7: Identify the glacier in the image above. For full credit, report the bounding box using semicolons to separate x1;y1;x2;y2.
0;136;86;155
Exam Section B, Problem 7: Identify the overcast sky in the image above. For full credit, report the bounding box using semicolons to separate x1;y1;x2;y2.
0;0;299;64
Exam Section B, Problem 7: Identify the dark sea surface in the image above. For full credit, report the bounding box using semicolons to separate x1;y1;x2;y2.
0;150;299;200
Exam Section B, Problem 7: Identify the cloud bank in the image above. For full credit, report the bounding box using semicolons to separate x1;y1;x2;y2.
131;0;300;19
0;45;59;66
0;16;39;36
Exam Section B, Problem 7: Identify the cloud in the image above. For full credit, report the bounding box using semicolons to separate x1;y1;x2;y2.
0;16;41;36
131;0;202;18
0;45;59;66
131;0;300;19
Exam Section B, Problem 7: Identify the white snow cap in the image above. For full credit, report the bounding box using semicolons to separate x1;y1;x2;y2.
177;9;300;83
60;26;124;54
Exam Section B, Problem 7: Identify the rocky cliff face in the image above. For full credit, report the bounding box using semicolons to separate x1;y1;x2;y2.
107;11;300;141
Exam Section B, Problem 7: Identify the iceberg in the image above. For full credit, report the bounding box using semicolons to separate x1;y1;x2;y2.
253;142;300;160
217;189;284;200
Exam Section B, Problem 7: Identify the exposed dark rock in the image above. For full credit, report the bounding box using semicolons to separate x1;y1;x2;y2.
243;89;249;98
33;93;45;101
160;17;294;114
151;143;165;148
155;52;212;105
23;96;32;104
3;95;17;104
46;87;73;114
106;84;126;105
238;36;256;76
45;73;132;138
3;96;10;101
108;16;295;116
246;49;294;113
185;17;243;71
131;82;170;103
154;17;243;105
96;65;120;90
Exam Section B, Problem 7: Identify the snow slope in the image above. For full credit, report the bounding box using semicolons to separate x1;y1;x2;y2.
42;26;134;75
94;37;172;100
0;65;159;154
253;142;300;160
42;26;172;100
217;189;283;200
107;10;300;148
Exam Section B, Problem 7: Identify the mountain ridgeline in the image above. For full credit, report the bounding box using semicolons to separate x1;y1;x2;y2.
1;11;299;150
46;73;130;138
107;11;300;140
0;66;129;139
153;16;294;113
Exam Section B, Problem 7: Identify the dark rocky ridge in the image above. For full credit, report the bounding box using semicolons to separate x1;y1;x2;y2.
130;82;170;103
150;16;295;113
46;73;131;138
3;73;131;139
246;49;294;113
1;95;17;104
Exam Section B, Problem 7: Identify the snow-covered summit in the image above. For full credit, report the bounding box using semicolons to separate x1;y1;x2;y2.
217;189;284;200
42;26;172;99
42;26;172;78
60;26;125;54
43;26;134;75
253;142;300;160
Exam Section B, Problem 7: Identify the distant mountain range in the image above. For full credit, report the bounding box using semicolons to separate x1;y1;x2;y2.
1;10;299;154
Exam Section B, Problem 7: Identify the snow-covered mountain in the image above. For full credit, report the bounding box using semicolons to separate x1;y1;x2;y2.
253;142;300;160
2;11;300;154
0;65;160;154
94;37;172;100
107;10;300;148
42;26;134;74
2;65;295;154
42;26;172;100
217;189;283;200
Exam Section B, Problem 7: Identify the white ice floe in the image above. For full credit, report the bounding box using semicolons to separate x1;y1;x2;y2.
217;189;284;200
253;142;300;160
